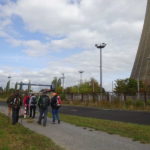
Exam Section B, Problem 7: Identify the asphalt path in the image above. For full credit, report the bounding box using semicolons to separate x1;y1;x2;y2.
60;105;150;125
1;101;150;125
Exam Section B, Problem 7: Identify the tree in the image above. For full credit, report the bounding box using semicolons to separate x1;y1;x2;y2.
51;77;62;93
65;78;105;94
5;80;10;91
114;78;141;96
89;78;103;93
65;85;79;94
79;78;105;94
0;87;3;93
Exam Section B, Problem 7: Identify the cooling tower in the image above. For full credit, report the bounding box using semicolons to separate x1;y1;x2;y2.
131;0;150;83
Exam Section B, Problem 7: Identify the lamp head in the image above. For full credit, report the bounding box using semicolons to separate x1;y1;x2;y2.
95;43;107;49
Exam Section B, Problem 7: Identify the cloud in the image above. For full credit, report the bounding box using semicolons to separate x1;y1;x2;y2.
0;0;148;91
22;40;49;56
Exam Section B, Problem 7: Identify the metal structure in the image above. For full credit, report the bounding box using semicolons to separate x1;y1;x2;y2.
95;43;107;95
16;82;54;91
79;70;84;85
131;0;150;84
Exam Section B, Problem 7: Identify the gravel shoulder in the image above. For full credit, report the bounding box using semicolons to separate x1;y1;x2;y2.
0;105;150;150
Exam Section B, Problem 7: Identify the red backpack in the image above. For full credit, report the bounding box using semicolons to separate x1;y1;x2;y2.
57;96;62;107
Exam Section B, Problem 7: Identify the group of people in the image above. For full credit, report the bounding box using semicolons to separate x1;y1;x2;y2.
7;91;62;126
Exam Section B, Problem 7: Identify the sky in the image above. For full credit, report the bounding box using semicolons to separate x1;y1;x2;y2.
0;0;147;91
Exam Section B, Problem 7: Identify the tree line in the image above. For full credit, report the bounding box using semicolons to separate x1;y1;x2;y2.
0;77;149;97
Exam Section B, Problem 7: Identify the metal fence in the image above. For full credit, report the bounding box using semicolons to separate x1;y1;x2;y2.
63;93;150;102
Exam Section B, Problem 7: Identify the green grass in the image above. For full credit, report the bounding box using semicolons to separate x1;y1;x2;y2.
48;113;150;144
63;100;150;112
0;113;64;150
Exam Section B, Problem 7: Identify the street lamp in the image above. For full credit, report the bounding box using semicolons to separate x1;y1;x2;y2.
78;71;84;94
79;70;84;85
95;43;107;99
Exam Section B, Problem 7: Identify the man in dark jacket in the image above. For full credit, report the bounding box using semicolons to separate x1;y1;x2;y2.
37;91;50;126
51;92;61;124
7;91;22;125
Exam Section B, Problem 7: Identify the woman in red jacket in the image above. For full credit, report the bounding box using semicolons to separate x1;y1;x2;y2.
23;93;30;118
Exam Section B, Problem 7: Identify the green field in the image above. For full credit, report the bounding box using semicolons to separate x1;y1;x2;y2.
0;113;64;150
50;113;150;144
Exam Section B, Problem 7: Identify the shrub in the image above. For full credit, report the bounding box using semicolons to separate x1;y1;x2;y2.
146;100;150;106
60;93;66;101
125;99;134;107
135;100;145;107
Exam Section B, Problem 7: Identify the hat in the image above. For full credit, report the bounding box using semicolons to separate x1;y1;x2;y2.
52;92;57;96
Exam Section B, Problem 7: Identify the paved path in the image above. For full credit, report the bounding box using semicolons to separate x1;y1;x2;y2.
61;105;150;125
0;105;150;150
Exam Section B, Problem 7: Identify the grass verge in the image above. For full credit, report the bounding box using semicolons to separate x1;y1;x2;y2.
0;98;7;102
48;113;150;144
63;100;150;112
0;113;64;150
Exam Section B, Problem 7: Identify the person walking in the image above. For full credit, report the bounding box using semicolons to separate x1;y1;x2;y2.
29;94;37;118
23;93;30;118
51;92;62;124
37;91;50;126
8;91;22;125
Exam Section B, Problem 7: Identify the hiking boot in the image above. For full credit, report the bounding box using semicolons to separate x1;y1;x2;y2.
52;121;55;124
37;121;41;125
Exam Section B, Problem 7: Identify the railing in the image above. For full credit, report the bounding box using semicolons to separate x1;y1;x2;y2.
62;93;150;102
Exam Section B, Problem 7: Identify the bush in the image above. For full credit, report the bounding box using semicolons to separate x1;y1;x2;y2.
60;93;66;100
135;100;145;107
125;99;134;107
146;100;150;106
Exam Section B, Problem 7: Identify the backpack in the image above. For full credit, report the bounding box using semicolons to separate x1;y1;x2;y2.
40;95;49;109
26;97;30;105
12;97;21;108
56;96;62;107
31;96;36;105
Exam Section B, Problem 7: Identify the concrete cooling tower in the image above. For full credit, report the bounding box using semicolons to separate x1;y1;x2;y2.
131;0;150;83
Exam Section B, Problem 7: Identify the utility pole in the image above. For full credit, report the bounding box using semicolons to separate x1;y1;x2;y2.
112;81;114;93
92;80;95;93
62;73;65;93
